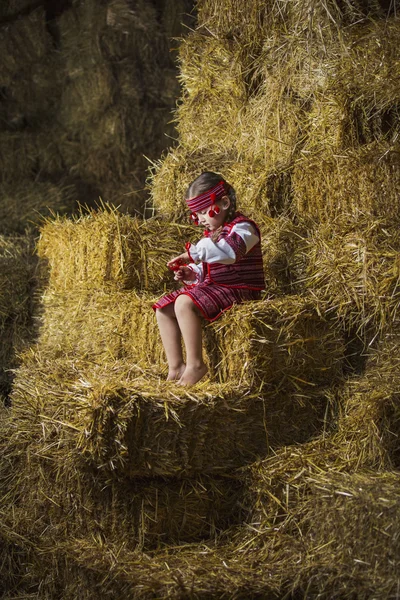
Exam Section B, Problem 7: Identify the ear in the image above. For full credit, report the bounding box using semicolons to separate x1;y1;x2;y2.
221;195;231;210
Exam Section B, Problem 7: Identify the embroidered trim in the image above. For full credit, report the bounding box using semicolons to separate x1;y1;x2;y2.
186;181;226;213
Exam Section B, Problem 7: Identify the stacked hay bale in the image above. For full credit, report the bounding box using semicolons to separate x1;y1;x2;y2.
144;0;400;597
2;0;400;599
0;0;193;396
0;201;346;597
0;0;194;216
0;236;36;404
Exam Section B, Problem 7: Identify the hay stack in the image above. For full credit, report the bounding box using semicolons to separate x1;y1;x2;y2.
0;235;36;400
53;0;194;215
335;333;400;470
212;296;344;391
293;143;400;224
0;412;244;555
246;446;400;598
0;6;50;85
0;129;65;184
297;215;400;336
9;290;344;480
0;0;193;222
38;206;304;298
37;289;165;365
0;180;77;235
292;470;400;599
2;0;400;597
37;208;194;294
10;354;268;477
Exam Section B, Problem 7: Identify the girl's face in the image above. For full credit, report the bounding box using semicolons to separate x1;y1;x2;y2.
192;196;230;232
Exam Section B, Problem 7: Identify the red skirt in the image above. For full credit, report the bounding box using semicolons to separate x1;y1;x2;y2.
152;280;261;322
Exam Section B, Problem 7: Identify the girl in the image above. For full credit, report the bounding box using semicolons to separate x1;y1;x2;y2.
153;171;265;386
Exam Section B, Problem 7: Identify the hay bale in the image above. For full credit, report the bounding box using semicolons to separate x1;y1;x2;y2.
293;143;400;223
149;145;293;221
37;289;164;366
98;172;156;218
59;63;115;132
58;0;107;75
235;80;304;171
10;354;268;477
33;286;341;399
0;130;64;183
245;448;400;599
161;0;194;40
212;296;345;392
37;209;193;293
0;428;244;555
196;0;390;43
0;531;287;600
38;207;305;297
298;215;400;335
2;53;62;128
105;0;159;35
176;33;247;155
59;107;134;188
291;470;400;599
258;214;306;296
0;235;36;398
331;19;400;147
335;333;400;470
0;6;50;85
0;180;77;235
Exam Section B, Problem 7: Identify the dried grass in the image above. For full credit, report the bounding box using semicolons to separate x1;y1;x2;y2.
149;145;295;220
58;0;107;76
335;333;400;470
36;289;164;366
9;353;268;478
0;6;50;85
0;180;77;235
0;415;244;557
297;214;400;335
37;207;194;293
0;235;35;396
291;470;400;599
0;130;64;184
212;296;345;392
2;0;400;597
293;142;400;223
59;63;115;132
176;33;247;154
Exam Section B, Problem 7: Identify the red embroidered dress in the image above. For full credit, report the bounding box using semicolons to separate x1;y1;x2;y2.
153;213;265;321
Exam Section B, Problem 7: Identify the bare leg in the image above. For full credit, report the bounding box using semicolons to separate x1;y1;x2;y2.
155;304;185;380
174;294;207;386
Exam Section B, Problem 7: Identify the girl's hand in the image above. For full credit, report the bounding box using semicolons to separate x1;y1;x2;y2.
167;252;190;270
173;266;196;282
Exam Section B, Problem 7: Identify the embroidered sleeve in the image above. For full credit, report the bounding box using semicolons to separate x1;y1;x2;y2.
187;222;259;265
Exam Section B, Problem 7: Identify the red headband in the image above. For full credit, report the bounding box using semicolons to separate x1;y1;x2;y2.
186;181;226;213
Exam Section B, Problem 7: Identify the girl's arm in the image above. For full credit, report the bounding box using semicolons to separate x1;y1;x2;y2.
187;222;259;264
167;253;204;284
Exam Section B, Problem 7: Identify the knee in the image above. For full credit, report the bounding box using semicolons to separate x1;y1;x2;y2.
174;294;196;315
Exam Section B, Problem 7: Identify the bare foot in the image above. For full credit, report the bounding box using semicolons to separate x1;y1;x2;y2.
178;364;208;386
167;364;186;381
